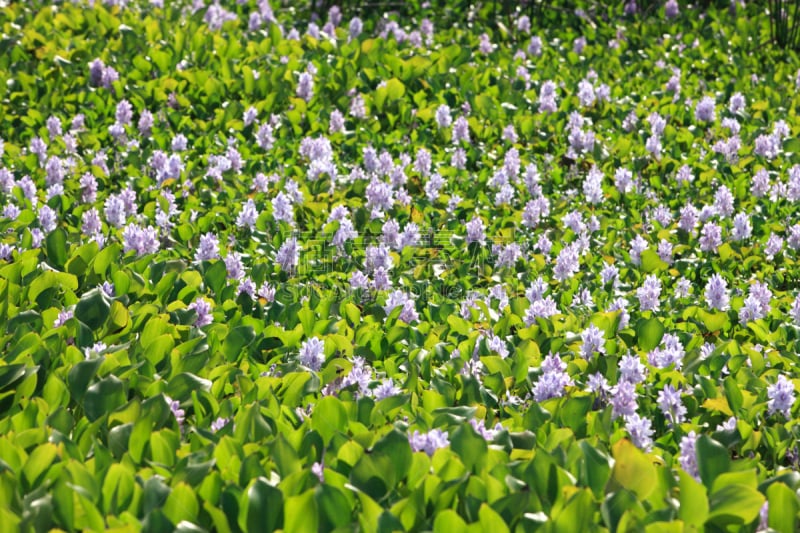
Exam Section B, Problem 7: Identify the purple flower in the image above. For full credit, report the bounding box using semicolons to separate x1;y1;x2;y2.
625;414;654;451
349;17;363;40
637;275;662;312
704;274;729;311
296;71;314;102
619;353;647;384
435;104;452;129
657;385;686;427
104;195;126;228
678;204;698;233
236;199;259;230
452;116;470;144
38;205;57;233
195;232;220;262
580;324;605;359
211;417;230;433
539;80;558;113
665;0;679;18
583;165;604;204
188;297;213;327
791;294;800;325
532;353;573;401
224;252;246;280
383;290;418;323
713;185;734;217
329;110;345;134
679;431;700;481
299;337;326;371
257;282;276;303
81;208;103;237
699;222;722;252
629;235;648;265
648;333;685;370
374;378;401;400
470;419;503;441
276;237;300;273
465;216;486;245
166;395;186;430
611;380;637;419
311;461;324;483
694;96;716;123
767;374;795;418
340;356;372;397
409;429;450;456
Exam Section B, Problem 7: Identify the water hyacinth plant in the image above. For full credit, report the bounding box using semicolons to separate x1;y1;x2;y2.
0;0;799;531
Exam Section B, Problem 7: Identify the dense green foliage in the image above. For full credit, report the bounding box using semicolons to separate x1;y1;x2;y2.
0;1;799;532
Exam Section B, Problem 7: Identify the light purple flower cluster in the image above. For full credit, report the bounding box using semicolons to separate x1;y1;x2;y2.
532;353;574;402
122;223;159;257
625;413;654;451
383;290;419;323
704;274;730;311
738;281;772;324
657;384;687;426
409;428;450;456
298;337;326;371
188;297;213;327
767;375;796;418
647;333;685;370
580;324;605;359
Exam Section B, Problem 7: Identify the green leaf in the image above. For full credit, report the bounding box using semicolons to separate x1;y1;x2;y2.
28;271;78;306
0;364;29;392
478;503;510;533
84;375;126;422
222;326;255;361
203;260;227;295
45;228;68;269
640;249;668;273
102;463;135;515
372;428;413;484
723;377;743;415
707;484;765;527
67;357;104;401
163;483;199;524
75;288;111;331
767;482;798;532
677;470;708;528
144;334;175;366
245;477;283;533
315;484;351;529
433;509;468;532
344;303;361;325
285;489;318;532
580;441;612;498
554;489;594;531
384;78;405;100
299;307;315;336
449;423;488;472
93;243;120;275
636;317;664;352
447;315;472;336
106;417;132;454
696;436;730;490
108;301;129;331
607;439;657;499
166;373;212;402
311;396;348;444
697;309;729;333
22;443;58;490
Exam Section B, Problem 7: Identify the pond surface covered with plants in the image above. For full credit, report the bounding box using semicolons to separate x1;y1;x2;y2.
0;1;800;531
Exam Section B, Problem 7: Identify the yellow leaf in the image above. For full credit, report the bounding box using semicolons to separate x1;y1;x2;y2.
702;397;733;416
